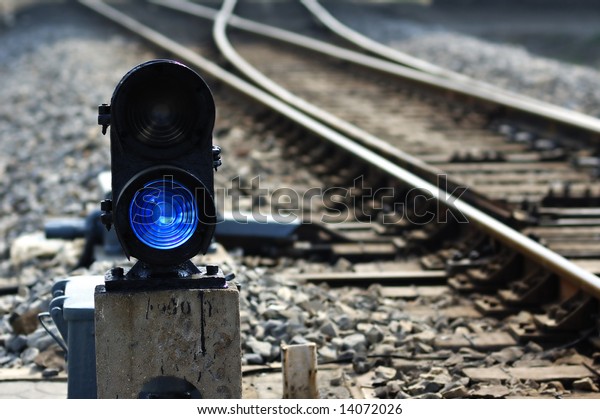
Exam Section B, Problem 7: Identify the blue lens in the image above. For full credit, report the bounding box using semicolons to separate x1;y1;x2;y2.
129;178;198;250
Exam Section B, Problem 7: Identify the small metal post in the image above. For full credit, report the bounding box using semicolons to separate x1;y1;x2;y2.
282;343;318;398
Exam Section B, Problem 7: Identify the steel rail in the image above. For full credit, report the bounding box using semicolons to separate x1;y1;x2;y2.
153;0;600;143
77;0;600;300
300;0;473;82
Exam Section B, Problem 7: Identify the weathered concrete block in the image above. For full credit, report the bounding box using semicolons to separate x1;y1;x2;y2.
95;284;241;399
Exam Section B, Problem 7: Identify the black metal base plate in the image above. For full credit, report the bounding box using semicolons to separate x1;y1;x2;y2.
103;261;229;291
474;296;518;318
103;275;228;292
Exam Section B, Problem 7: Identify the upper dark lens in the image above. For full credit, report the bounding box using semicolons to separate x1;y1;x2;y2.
124;76;197;147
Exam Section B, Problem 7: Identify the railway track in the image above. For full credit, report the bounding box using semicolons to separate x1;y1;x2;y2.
0;0;599;399
74;0;600;398
107;3;600;281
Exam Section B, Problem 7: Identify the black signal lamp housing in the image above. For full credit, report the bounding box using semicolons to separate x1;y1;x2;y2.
98;59;221;281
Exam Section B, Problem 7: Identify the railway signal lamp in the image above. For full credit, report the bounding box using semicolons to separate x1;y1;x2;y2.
97;59;221;279
92;60;240;400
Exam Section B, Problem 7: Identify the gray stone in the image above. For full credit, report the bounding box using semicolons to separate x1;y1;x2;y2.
330;337;344;349
333;257;353;272
290;335;309;345
20;347;40;364
454;326;470;335
318;345;338;363
27;332;55;352
262;304;288;320
421;367;452;387
0;298;13;316
333;314;354;330
352;356;372;374
33;345;64;371
407;380;444;395
253;325;266;340
303;331;325;345
373;343;396;355
442;384;469;399
319;321;338;338
365;325;384;344
0;354;16;366
0;332;10;345
398;320;414;334
374;386;389;398
42;368;60;378
385;380;403;397
5;357;23;369
342;333;367;351
338;349;357;361
370;311;389;324
6;334;27;353
276;287;293;302
247;339;273;360
375;366;397;380
243;353;264;365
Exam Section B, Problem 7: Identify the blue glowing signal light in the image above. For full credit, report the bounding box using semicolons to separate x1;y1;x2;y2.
129;178;198;250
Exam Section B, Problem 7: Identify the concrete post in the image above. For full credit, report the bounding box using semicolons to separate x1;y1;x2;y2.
94;283;241;398
282;343;318;398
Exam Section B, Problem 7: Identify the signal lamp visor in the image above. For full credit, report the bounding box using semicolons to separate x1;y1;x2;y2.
111;60;215;160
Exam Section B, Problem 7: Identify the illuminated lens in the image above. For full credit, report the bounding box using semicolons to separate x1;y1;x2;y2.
129;178;198;250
